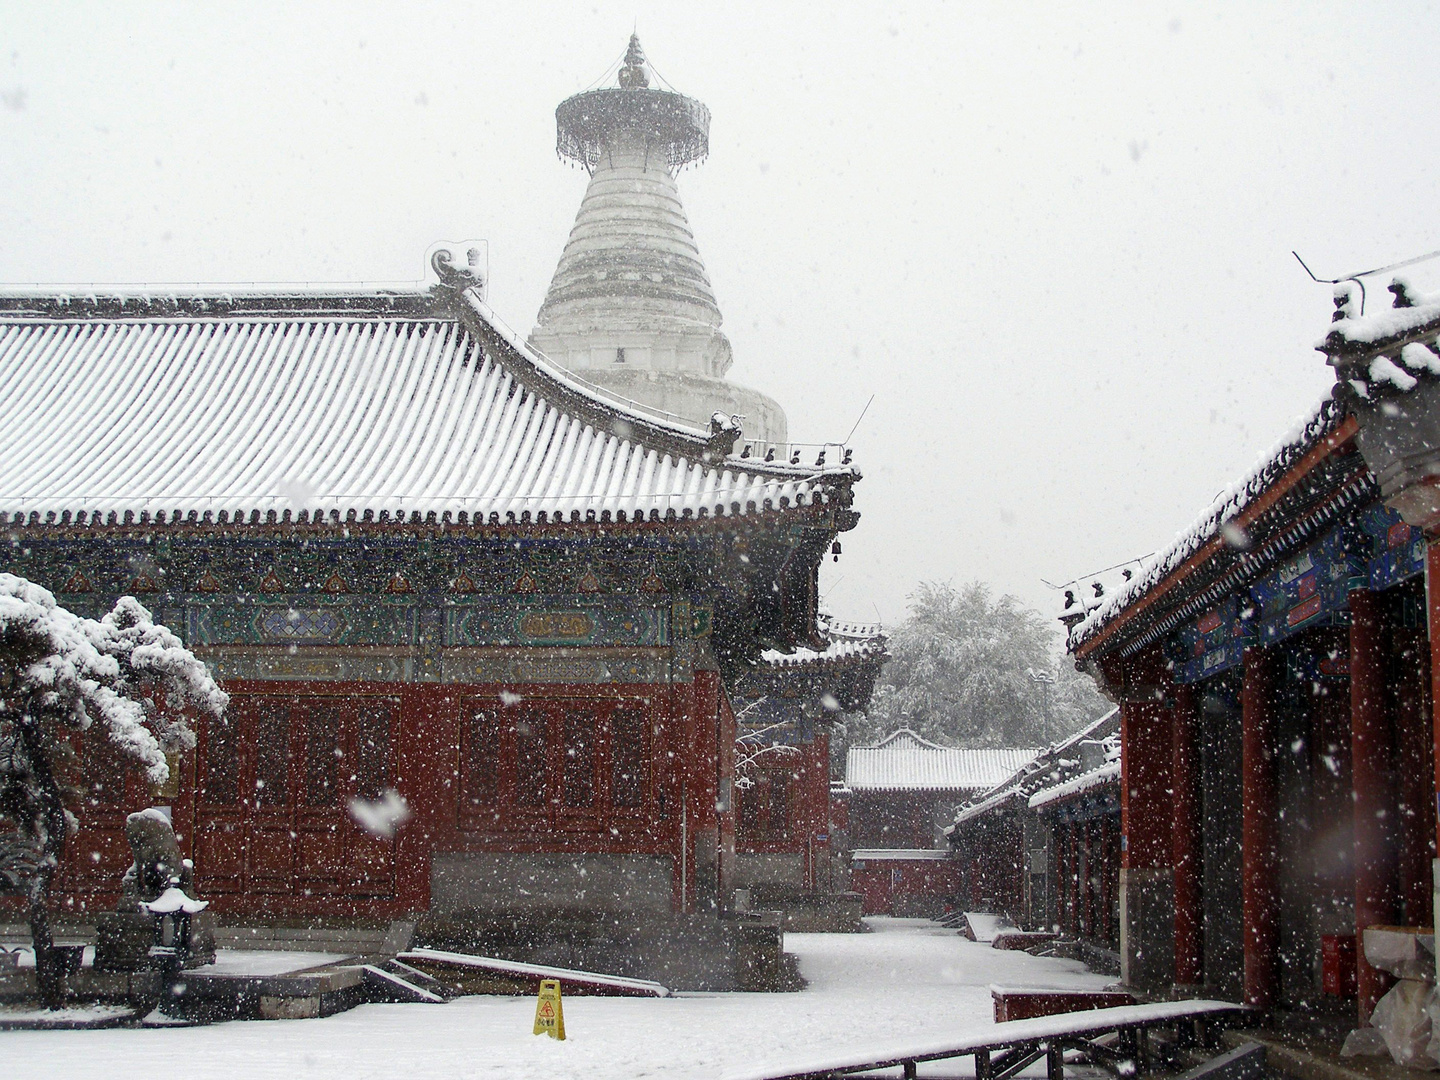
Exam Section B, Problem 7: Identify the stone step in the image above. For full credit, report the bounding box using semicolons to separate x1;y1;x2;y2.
361;964;447;1004
210;920;414;955
379;958;457;999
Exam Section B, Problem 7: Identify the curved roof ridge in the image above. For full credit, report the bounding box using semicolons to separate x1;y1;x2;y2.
1069;394;1349;652
872;727;945;750
0;283;859;525
456;286;839;482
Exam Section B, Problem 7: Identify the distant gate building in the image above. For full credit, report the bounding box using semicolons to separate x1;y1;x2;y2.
843;730;1036;916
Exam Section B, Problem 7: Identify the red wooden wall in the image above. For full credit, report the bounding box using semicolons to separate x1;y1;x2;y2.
850;858;963;916
51;671;731;920
734;731;832;889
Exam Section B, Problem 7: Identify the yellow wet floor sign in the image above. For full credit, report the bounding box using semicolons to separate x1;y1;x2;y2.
532;978;566;1040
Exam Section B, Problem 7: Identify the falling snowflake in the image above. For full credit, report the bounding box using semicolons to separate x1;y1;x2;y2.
347;789;411;838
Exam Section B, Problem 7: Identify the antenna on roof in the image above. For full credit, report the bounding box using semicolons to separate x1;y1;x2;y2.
1293;247;1440;317
843;394;875;446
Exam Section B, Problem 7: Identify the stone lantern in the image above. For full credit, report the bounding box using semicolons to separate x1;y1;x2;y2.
1318;279;1440;528
95;808;216;973
141;885;209;968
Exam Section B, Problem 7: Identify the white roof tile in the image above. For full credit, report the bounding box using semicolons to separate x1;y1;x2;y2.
849;848;951;861
1027;759;1120;810
845;729;1039;793
0;287;851;523
761;618;886;669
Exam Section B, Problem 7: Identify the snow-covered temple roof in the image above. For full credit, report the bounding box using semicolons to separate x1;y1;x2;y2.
948;707;1119;830
1072;275;1440;661
760;616;887;670
1053;559;1146;627
1318;277;1440;374
845;729;1038;793
0;278;855;526
1027;753;1119;810
1068;395;1359;654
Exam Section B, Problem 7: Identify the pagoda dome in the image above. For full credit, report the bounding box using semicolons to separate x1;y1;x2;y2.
529;36;788;446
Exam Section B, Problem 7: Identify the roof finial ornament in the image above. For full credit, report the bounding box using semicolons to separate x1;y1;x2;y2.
618;33;650;89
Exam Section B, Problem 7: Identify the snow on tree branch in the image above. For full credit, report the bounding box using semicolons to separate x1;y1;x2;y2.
734;700;803;783
0;576;226;785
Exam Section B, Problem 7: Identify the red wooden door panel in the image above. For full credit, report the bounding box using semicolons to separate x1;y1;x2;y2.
458;694;660;841
248;698;296;889
250;827;298;892
346;699;398;893
194;702;248;893
195;819;246;891
193;692;400;903
297;699;345;885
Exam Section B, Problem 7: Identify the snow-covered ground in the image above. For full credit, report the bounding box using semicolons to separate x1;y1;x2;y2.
2;918;1114;1080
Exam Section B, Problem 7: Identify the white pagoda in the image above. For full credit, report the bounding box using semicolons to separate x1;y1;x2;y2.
530;36;788;445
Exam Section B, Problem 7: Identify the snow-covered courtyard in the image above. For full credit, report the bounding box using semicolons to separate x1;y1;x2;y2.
2;918;1114;1080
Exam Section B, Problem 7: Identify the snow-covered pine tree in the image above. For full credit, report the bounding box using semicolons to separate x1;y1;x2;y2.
862;580;1108;748
0;576;226;1006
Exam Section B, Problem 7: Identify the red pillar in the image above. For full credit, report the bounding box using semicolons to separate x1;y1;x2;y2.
1393;624;1434;926
1350;588;1399;1022
1066;822;1078;935
1242;645;1279;1011
1171;684;1203;987
1119;681;1175;988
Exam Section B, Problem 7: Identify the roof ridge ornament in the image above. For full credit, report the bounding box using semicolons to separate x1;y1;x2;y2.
706;411;742;461
428;242;488;299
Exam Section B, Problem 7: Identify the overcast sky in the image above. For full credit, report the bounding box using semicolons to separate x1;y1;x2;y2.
2;2;1438;631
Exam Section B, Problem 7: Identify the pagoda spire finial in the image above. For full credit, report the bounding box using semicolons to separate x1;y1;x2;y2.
618;33;650;89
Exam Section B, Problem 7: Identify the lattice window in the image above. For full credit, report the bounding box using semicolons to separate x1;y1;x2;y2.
254;701;290;808
304;703;342;807
201;715;240;805
465;710;503;808
611;707;647;808
357;701;394;799
459;698;654;827
563;710;596;808
515;711;548;807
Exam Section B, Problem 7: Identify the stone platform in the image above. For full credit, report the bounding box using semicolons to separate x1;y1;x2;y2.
0;946;367;1022
414;908;798;991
